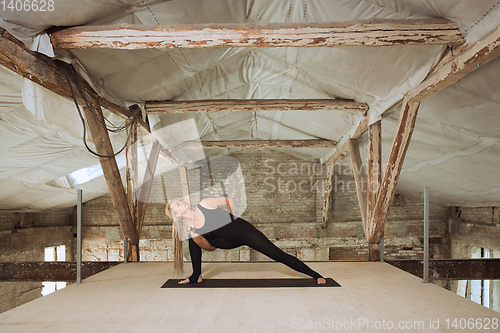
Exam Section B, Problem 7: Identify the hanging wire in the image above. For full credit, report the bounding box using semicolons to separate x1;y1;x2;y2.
60;63;140;158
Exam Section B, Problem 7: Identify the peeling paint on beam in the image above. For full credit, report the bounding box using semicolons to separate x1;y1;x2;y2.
49;19;464;50
178;139;337;149
146;99;368;114
387;259;500;280
0;29;149;133
0;262;120;281
406;24;500;103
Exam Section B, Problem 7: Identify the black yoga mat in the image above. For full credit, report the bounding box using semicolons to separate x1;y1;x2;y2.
161;278;340;288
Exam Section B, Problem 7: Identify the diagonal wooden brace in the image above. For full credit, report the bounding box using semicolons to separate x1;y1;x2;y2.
82;105;139;245
367;100;420;244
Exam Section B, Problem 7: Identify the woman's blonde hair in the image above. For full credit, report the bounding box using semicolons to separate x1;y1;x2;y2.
165;200;189;278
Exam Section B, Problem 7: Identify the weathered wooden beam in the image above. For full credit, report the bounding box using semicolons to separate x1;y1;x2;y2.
0;28;149;132
82;105;139;245
367;121;382;259
387;259;500;280
322;117;368;164
367;100;420;244
366;121;382;237
125;121;139;261
333;26;500;160
348;139;368;226
406;24;500;103
0;262;120;281
48;19;464;50
178;139;336;149
321;163;335;229
137;141;161;236
146;99;368;114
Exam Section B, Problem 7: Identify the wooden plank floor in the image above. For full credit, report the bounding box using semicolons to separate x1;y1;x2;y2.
0;262;499;332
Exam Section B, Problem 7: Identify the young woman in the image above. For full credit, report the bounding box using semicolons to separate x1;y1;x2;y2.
165;197;326;285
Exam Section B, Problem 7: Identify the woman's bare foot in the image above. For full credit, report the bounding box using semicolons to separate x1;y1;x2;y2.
317;278;326;285
178;275;203;284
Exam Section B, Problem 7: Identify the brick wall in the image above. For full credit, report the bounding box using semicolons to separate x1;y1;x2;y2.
449;206;500;296
451;206;500;258
0;149;457;313
77;149;451;264
0;208;74;314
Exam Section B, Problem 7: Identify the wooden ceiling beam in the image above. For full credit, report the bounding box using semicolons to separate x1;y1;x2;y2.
321;117;368;164
49;19;464;50
146;99;368;114
406;24;500;103
0;28;149;132
177;139;336;149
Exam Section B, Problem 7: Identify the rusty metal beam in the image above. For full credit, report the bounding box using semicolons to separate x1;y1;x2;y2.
48;19;464;50
0;262;121;281
386;259;500;280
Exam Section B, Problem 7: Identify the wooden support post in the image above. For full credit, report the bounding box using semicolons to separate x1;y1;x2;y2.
321;163;335;229
126;120;138;261
137;142;161;236
369;244;381;262
348;139;368;226
82;105;139;247
367;121;382;260
367;100;420;244
367;121;382;236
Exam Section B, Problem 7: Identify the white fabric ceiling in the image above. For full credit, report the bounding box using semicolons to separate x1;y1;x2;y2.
0;0;499;211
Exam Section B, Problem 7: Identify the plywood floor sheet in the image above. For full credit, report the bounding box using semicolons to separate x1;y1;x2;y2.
0;262;499;332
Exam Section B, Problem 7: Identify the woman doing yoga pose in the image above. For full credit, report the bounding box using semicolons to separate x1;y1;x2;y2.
165;197;326;285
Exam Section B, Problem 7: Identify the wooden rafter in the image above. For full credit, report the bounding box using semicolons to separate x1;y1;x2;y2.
146;99;368;114
348;139;368;227
366;121;381;237
137;141;161;236
368;23;500;124
363;25;500;244
367;100;420;244
125;120;139;261
406;24;500;103
82;105;139;245
321;117;368;165
321;163;335;229
178;139;336;149
48;19;464;50
0;28;149;132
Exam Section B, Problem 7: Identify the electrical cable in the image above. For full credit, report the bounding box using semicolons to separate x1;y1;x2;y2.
60;63;140;158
